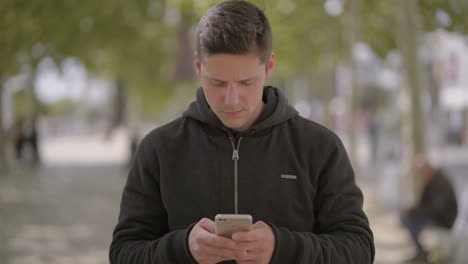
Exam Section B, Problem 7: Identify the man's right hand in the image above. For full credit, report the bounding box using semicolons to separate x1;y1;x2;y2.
188;218;248;264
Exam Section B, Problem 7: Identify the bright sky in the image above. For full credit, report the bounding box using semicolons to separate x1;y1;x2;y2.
2;57;111;128
32;57;112;108
35;57;88;104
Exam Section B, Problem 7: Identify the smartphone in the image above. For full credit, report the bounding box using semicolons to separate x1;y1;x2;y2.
215;214;252;238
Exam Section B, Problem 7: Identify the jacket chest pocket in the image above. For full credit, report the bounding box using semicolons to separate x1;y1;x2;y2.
275;171;314;206
267;170;317;230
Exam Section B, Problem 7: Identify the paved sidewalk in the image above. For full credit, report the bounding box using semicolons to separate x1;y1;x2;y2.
0;131;129;264
0;164;127;264
362;186;416;264
361;145;468;264
1;165;417;264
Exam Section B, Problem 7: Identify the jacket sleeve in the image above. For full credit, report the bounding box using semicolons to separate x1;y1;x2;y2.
268;134;375;264
109;135;197;264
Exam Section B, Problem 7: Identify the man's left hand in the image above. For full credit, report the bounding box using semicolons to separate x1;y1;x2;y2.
231;221;275;264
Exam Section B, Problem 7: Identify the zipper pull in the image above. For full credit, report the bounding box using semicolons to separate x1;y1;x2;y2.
232;149;239;160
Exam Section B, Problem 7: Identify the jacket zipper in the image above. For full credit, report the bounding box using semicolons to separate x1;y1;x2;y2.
229;137;243;214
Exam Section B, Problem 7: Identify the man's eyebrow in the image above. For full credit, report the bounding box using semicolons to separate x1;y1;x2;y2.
206;76;257;82
207;77;226;82
238;77;257;82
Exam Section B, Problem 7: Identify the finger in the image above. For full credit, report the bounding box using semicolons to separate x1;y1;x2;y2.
234;240;260;251
200;231;240;249
234;250;258;262
232;228;264;242
196;218;239;248
191;234;244;262
199;244;248;260
198;218;216;233
232;220;271;242
252;220;268;229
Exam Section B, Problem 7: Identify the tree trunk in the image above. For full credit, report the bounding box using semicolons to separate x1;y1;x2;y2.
0;75;9;174
173;24;195;80
462;108;468;145
106;78;127;138
344;0;362;171
27;66;41;118
27;66;41;164
396;0;426;202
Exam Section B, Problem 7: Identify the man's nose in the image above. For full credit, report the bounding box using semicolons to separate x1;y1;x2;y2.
224;85;240;106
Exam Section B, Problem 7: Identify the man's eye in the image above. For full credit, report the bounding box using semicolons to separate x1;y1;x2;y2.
241;82;254;87
212;82;225;87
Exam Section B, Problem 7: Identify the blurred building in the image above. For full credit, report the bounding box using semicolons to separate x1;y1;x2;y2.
428;31;468;145
431;31;468;110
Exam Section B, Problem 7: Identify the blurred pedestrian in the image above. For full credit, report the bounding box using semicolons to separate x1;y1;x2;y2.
12;118;25;161
25;117;41;164
368;110;379;162
401;154;458;263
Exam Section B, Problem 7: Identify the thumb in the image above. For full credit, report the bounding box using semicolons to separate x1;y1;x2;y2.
198;218;216;233
252;220;268;229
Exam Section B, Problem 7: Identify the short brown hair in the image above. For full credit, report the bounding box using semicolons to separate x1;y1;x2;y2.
195;0;272;64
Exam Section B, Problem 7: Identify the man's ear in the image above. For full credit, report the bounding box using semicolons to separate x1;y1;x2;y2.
194;53;201;77
265;52;275;79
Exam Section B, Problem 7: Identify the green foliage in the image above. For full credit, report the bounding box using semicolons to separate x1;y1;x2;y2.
356;0;468;59
43;98;78;117
420;0;468;33
12;88;47;120
1;0;467;117
360;0;398;58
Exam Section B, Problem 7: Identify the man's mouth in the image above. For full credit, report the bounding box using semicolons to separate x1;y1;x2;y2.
222;110;244;117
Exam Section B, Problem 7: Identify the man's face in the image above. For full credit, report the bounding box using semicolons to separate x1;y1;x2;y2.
195;52;275;132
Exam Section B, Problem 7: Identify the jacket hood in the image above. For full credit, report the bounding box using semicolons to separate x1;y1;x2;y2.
183;86;298;134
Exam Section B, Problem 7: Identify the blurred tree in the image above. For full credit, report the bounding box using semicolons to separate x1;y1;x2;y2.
0;0;44;172
0;0;177;171
360;0;467;198
343;0;363;169
0;73;5;172
420;0;468;34
1;0;467;174
396;0;426;198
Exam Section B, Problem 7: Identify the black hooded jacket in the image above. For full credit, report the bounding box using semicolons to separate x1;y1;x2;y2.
110;86;375;263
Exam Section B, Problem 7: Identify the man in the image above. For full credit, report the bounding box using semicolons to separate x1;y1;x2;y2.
401;155;458;263
109;1;374;263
